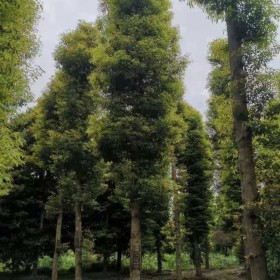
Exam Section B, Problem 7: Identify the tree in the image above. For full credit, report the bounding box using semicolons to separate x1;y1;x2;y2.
207;39;242;260
184;1;279;278
177;103;212;278
0;0;41;193
92;1;186;279
34;22;103;280
255;89;280;279
90;179;130;272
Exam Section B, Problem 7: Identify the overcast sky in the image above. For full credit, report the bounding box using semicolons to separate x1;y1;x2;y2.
31;0;226;115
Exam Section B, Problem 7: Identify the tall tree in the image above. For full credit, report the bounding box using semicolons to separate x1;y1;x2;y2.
93;1;186;279
177;103;212;278
185;1;279;278
255;89;280;279
35;22;103;280
207;39;242;257
0;0;41;193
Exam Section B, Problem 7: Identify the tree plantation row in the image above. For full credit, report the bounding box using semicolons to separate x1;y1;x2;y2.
0;1;280;280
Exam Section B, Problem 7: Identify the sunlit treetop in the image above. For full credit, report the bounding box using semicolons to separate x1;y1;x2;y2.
54;21;98;79
100;0;171;17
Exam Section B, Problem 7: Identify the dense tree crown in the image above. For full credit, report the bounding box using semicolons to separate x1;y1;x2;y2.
93;0;186;201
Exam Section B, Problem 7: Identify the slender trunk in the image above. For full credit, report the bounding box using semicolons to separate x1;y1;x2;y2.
32;210;45;276
52;207;63;280
173;162;182;280
75;198;83;280
103;253;109;272
194;239;202;278
130;201;141;280
205;238;210;270
117;247;122;272
226;14;268;280
156;238;162;273
103;210;109;273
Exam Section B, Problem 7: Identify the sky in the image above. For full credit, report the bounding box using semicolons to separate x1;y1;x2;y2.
32;0;226;115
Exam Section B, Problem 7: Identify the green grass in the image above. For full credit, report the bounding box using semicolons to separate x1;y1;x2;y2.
0;263;5;272
39;250;75;271
209;253;238;269
122;252;238;272
1;251;239;274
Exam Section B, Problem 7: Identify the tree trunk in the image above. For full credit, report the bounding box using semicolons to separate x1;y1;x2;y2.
52;207;63;280
193;239;202;278
173;162;182;280
226;14;268;280
130;201;141;280
103;253;109;272
32;210;45;277
117;247;122;272
205;238;210;270
75;198;83;280
156;238;163;273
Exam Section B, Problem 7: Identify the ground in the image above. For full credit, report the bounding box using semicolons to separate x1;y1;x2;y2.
0;267;246;280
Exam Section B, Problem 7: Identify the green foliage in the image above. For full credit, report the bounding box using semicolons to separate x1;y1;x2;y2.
207;38;280;278
178;103;213;246
34;22;104;215
93;0;186;208
207;39;241;235
0;109;54;272
187;0;279;44
37;252;238;272
0;0;41;111
0;0;41;193
91;4;187;273
39;251;75;272
0;128;23;194
255;92;280;279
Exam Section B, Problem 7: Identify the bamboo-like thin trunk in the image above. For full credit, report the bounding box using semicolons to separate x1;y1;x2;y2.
75;197;83;280
173;162;182;280
52;207;63;280
130;201;141;280
194;239;202;278
205;237;210;270
156;238;162;273
226;14;268;280
32;210;45;276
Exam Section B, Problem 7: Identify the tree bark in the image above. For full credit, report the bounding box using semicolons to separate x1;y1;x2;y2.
130;201;141;280
156;238;163;273
193;239;202;278
205;237;210;270
52;207;63;280
75;198;83;280
173;162;182;280
226;14;268;280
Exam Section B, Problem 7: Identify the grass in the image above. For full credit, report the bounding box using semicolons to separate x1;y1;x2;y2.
0;251;240;280
38;251;238;273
